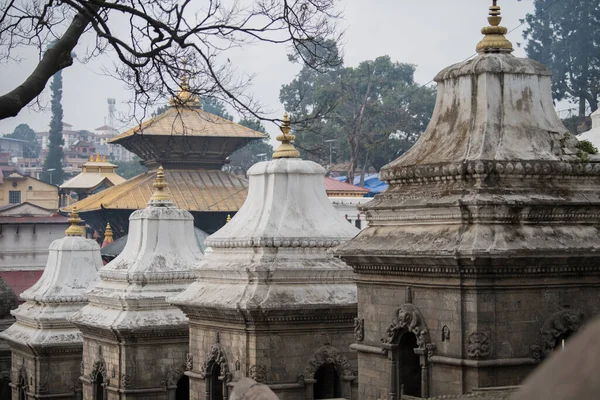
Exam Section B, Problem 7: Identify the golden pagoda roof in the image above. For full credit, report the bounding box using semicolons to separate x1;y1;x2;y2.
108;107;267;143
62;168;249;213
60;154;126;190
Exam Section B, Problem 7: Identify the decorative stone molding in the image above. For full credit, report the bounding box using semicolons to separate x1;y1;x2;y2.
249;365;267;383
467;332;492;359
540;309;583;356
353;264;600;278
353;318;364;342
303;345;355;380
383;303;430;348
425;343;436;360
379;160;600;184
198;341;231;382
206;237;344;249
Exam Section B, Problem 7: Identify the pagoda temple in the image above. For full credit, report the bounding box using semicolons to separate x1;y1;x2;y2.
171;114;360;399
60;154;126;205
64;72;266;237
337;1;600;398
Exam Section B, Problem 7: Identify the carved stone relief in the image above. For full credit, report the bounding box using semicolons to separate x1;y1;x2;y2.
354;318;364;342
249;365;267;383
466;332;492;359
198;340;231;382
303;345;355;380
383;303;430;348
540;309;583;356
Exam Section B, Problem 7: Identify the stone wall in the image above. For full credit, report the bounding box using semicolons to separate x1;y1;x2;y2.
81;331;189;400
188;320;357;400
355;277;600;399
10;346;81;399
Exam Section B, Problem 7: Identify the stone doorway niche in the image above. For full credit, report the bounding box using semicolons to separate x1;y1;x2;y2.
207;361;224;400
302;344;356;399
17;371;27;400
94;372;105;400
313;363;342;399
383;303;433;399
397;332;421;397
175;375;190;400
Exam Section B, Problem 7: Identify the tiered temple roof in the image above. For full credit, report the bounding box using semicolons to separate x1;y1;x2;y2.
63;74;266;237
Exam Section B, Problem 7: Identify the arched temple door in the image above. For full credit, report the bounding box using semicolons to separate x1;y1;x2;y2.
313;363;342;399
95;372;105;400
208;362;223;400
397;332;421;397
175;375;190;400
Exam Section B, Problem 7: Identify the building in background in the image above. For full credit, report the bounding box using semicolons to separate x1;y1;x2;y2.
0;170;58;209
0;137;25;158
60;155;126;206
324;176;370;229
63;76;266;239
0;202;68;300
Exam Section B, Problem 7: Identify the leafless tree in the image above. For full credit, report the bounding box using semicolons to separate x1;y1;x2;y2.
0;0;341;122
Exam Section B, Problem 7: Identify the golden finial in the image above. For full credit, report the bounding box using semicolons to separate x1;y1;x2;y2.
169;57;200;107
272;113;300;159
226;214;231;223
65;207;85;237
476;0;513;54
89;155;94;162
102;155;107;162
148;166;171;204
102;222;114;247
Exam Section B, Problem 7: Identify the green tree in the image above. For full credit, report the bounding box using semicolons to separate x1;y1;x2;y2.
280;53;436;183
522;0;600;117
114;157;148;179
228;119;273;175
5;123;40;158
41;71;64;185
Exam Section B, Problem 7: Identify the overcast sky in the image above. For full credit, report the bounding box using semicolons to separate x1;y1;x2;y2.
0;1;543;146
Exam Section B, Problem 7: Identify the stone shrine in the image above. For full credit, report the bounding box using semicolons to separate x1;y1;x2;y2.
70;167;202;400
171;114;360;400
0;208;102;400
0;278;16;399
337;2;600;399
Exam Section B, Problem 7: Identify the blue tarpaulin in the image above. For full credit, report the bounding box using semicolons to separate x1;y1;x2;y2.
334;174;388;196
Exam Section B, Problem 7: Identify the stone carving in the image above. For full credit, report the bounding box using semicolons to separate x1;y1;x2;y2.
121;373;133;388
467;332;492;359
354;318;364;342
198;341;231;382
186;353;193;371
383;303;430;347
249;365;267;383
235;360;241;371
89;357;107;382
442;325;450;342
530;344;542;361
303;345;355;379
540;309;583;356
425;343;436;359
80;361;84;376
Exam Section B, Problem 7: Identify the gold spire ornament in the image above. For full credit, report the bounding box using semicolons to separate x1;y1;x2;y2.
226;214;231;223
476;0;514;54
169;58;201;107
272;113;300;159
65;207;85;237
149;166;172;204
102;222;114;247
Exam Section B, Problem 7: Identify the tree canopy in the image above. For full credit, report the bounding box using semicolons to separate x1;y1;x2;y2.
280;50;436;183
4;123;40;158
228;119;273;175
41;72;65;185
0;0;341;123
521;0;600;117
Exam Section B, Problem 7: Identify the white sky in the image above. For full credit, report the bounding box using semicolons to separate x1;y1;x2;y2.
0;0;556;147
